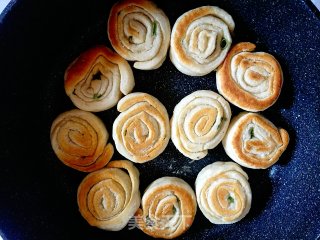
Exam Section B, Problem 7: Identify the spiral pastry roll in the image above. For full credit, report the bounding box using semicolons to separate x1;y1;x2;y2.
171;90;231;160
77;160;140;231
216;42;283;111
195;161;251;224
223;112;289;169
108;0;171;70
170;6;234;76
64;46;134;112
113;92;170;163
135;177;197;239
50;109;114;172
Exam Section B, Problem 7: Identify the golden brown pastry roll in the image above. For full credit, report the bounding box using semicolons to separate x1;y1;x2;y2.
170;6;234;76
64;46;134;112
112;92;170;163
223;112;289;169
77;160;140;231
195;161;251;224
171;90;231;160
108;0;170;70
135;177;197;239
50;109;114;172
216;42;283;111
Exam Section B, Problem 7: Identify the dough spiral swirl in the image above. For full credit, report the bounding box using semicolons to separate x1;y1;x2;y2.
222;112;289;169
108;0;171;70
171;90;231;160
170;6;234;76
112;92;170;163
216;42;283;111
77;160;140;231
195;161;251;224
64;46;134;112
135;177;197;239
50;109;114;172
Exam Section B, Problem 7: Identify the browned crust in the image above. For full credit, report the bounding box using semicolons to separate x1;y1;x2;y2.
64;46;124;95
108;0;160;57
217;42;283;111
171;7;216;67
77;160;138;228
231;113;289;169
73;143;114;172
57;143;114;172
113;92;170;163
201;174;247;221
50;109;115;172
135;184;196;239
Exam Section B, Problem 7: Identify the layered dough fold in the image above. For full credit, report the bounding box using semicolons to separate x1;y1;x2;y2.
77;160;140;231
135;177;197;239
223;112;289;169
108;0;171;70
171;90;231;160
112;92;170;163
195;161;251;224
64;46;134;112
50;109;114;172
216;42;283;111
170;6;234;76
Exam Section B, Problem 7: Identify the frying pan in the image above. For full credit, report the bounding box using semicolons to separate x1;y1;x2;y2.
0;0;319;239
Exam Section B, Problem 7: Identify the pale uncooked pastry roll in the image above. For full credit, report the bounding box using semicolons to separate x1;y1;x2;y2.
108;0;170;70
170;6;234;76
135;177;197;239
50;109;114;172
195;161;251;224
223;112;289;169
77;160;140;231
64;46;134;112
112;92;170;163
171;90;231;160
216;42;283;111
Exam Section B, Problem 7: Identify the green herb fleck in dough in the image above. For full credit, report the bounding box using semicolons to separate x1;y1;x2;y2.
93;93;102;100
172;206;176;214
152;21;157;36
250;127;255;139
217;117;225;130
227;195;234;204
